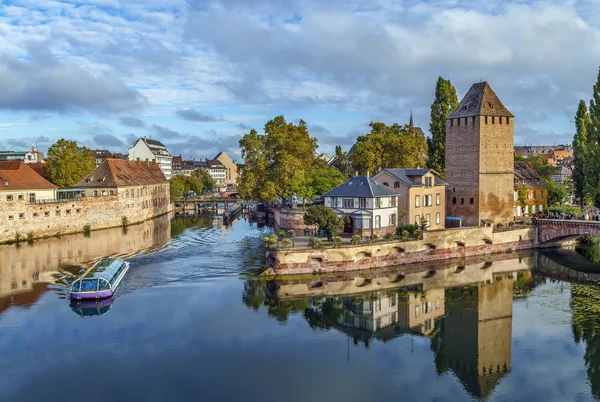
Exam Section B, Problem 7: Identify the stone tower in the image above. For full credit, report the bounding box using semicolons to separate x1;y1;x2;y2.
445;82;514;226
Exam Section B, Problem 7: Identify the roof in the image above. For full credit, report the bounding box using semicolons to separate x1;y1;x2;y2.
75;159;167;188
514;146;530;157
132;138;170;156
376;168;448;187
206;159;225;169
539;154;554;161
172;155;183;163
0;151;27;157
514;161;547;189
27;162;50;179
323;176;398;198
0;161;57;190
92;149;112;158
448;82;513;119
553;150;572;159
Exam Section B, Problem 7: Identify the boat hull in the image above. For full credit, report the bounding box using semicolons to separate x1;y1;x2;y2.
69;289;113;300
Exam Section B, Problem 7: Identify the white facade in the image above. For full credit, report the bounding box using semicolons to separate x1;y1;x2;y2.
128;138;173;179
323;195;398;233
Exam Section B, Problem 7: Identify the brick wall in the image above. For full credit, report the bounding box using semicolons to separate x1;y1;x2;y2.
0;183;171;243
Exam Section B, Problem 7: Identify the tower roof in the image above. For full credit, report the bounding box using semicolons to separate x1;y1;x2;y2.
448;82;513;119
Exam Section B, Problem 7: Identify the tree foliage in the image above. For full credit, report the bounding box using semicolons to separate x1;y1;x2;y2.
303;205;343;240
525;154;559;181
334;145;352;177
310;165;346;196
545;180;568;206
169;168;216;199
44;139;96;188
428;77;459;177
238;116;318;202
350;122;428;175
573;100;590;205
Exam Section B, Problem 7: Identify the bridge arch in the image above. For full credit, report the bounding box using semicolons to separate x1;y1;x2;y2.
536;219;600;244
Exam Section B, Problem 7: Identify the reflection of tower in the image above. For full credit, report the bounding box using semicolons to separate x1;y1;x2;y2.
434;274;513;398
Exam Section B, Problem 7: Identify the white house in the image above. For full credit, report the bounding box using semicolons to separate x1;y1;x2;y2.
128;138;173;179
323;176;399;237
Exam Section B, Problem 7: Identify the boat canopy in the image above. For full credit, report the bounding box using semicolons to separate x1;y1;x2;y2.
70;258;127;292
94;259;127;285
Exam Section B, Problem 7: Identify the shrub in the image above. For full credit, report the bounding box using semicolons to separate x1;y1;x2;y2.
26;231;34;244
277;231;287;241
14;232;22;244
369;233;378;243
121;216;130;227
263;234;278;249
333;236;343;248
415;229;423;240
401;230;409;240
351;234;361;245
83;224;91;236
282;238;292;249
286;230;295;238
508;221;515;227
311;237;323;249
496;223;503;230
384;233;394;241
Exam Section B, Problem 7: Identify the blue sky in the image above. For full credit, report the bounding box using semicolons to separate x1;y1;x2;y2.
1;0;600;162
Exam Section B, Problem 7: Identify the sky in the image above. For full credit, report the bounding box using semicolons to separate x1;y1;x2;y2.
1;0;600;162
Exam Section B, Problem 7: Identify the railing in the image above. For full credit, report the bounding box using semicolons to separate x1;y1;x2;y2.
36;197;83;204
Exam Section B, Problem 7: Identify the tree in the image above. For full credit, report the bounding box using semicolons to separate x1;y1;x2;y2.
238;116;318;203
191;168;216;192
546;180;568;206
573;100;589;205
169;175;187;199
526;154;559;181
310;165;346;196
350;122;428;175
334;145;352;177
169;170;216;199
428;77;459;177
44;139;96;188
303;205;343;240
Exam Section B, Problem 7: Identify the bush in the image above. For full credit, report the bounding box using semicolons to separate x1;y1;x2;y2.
83;224;91;236
351;234;361;245
121;216;129;227
26;231;34;244
282;238;292;249
496;222;503;230
401;230;409;240
415;229;423;240
286;230;295;238
311;237;323;249
277;231;287;241
14;232;22;244
508;221;515;227
333;236;343;248
396;224;419;237
384;233;394;241
369;233;378;243
263;234;278;249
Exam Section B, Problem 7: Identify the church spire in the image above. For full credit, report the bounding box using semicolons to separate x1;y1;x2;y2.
409;110;414;127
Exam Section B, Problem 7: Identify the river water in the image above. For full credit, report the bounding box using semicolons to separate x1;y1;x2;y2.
2;214;600;401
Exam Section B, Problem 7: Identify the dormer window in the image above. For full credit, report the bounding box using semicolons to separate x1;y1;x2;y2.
3;180;8;186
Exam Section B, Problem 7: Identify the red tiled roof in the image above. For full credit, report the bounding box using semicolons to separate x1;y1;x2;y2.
75;159;167;188
0;162;57;190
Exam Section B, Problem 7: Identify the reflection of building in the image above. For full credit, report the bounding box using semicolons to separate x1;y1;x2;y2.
399;288;445;336
433;275;513;398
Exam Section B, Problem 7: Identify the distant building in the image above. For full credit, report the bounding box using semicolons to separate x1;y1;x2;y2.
206;159;227;190
128;138;173;179
445;82;514;226
317;153;330;163
550;166;573;184
111;152;128;160
214;152;238;188
171;155;183;176
552;150;573;164
92;149;113;166
514;161;547;217
0;162;57;204
373;168;447;230
0;147;44;164
538;153;556;167
323;176;399;237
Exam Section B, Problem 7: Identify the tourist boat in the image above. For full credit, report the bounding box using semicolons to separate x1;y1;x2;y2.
69;257;130;300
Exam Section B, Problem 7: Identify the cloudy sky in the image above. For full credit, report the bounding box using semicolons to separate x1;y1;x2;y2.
1;0;599;161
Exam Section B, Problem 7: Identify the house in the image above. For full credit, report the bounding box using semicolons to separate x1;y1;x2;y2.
372;168;447;230
322;176;399;236
0;162;57;204
128;138;173;179
445;82;514;226
214;152;238;188
206;159;227;190
317;153;330;163
539;153;556;167
0;147;44;164
92;149;113;166
514;161;547;217
552;150;573;164
172;155;183;176
111;152;128;160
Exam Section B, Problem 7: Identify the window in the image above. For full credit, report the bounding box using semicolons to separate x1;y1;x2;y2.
461;198;464;205
66;209;71;215
415;215;420;225
44;211;50;217
472;116;476;124
374;299;382;312
390;197;396;208
394;181;400;188
492;116;495;124
424;319;432;331
331;197;338;207
457;118;460;126
426;214;431;226
415;195;420;208
389;295;397;307
29;193;35;203
343;198;354;208
485;116;488;124
425;176;432;187
423;301;432;313
19;213;24;219
76;208;81;213
452;197;456;204
450;118;453;127
374;215;381;228
7;195;13;201
415;305;420;317
33;212;39;217
470;197;474;204
8;215;14;220
18;194;24;200
109;190;114;196
355;218;362;229
424;195;432;207
383;182;389;187
436;212;440;225
359;198;366;208
363;217;371;229
507;117;510;124
436;193;441;205
390;214;396;226
93;190;98;197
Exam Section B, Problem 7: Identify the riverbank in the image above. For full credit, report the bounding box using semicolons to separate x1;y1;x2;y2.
265;225;537;275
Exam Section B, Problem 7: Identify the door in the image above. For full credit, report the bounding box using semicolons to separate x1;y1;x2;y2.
344;217;353;233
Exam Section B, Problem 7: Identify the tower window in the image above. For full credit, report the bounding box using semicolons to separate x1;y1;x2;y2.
507;117;510;124
450;118;454;127
499;116;502;124
453;187;455;193
461;198;464;205
452;197;456;204
470;198;474;204
492;116;495;124
464;117;468;126
472;116;475;124
485;116;488;124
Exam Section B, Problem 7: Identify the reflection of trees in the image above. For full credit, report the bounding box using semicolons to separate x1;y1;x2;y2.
242;279;267;311
571;284;600;399
303;298;344;329
170;215;213;237
513;272;546;299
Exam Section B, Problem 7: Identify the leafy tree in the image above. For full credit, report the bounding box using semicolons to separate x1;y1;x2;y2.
525;154;559;181
44;139;96;188
545;180;568;206
169;170;215;199
191;168;216;192
169;175;187;199
310;165;346;195
350;122;428;175
238;116;318;202
573;100;590;205
334;145;352;177
303;205;343;240
428;77;459;177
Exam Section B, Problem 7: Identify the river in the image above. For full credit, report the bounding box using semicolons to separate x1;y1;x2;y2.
1;214;600;401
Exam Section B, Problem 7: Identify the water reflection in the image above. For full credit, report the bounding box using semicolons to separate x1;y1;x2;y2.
70;297;115;317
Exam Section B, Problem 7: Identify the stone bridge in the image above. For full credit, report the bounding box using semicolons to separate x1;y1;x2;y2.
536;218;600;244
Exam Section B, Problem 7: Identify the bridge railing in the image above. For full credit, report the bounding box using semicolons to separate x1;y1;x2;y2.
534;218;600;226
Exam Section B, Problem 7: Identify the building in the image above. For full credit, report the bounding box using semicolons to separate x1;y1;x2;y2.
206;159;227;190
322;176;399;236
0;148;44;164
0;162;57;204
172;155;183;176
128;138;173;179
550;165;573;184
92;149;113;166
215;152;238;188
373;168;447;230
539;153;556;167
552;150;573;164
111;152;128;160
445;82;514;226
317;153;330;163
514;161;547;217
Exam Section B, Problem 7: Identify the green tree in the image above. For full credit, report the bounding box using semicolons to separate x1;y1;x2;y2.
588;67;600;207
238;116;318;203
573;100;590;205
350;122;428;175
334;145;352;177
191;168;216;193
44;139;96;188
526;154;559;181
428;77;459;177
169;175;187;199
545;180;568;206
310;165;346;195
303;205;343;240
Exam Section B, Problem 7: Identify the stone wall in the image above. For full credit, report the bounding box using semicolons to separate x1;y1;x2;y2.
266;226;536;275
0;182;171;243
